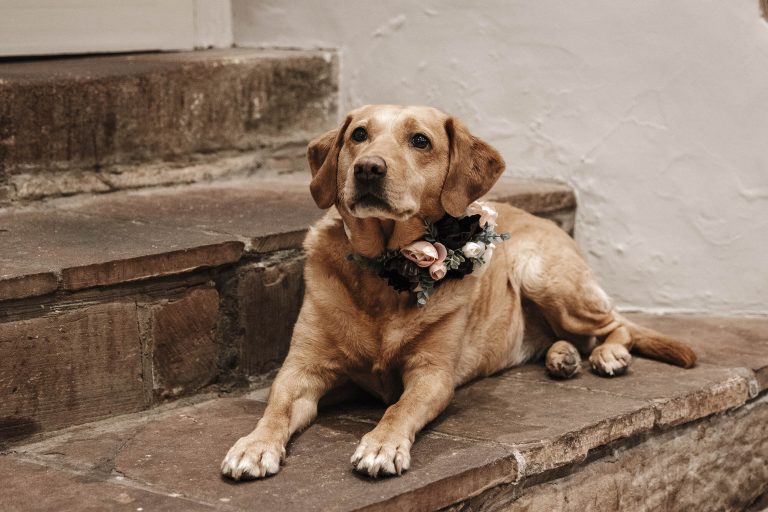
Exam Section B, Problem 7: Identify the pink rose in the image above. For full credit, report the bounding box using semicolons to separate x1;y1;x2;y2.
402;240;449;282
429;262;447;280
434;242;447;261
466;201;498;228
401;241;439;267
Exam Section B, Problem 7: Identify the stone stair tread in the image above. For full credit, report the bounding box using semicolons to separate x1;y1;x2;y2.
626;313;768;392
0;177;574;302
0;456;215;512
0;48;329;82
3;315;767;511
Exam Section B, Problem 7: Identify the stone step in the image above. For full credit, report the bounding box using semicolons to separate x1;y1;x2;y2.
0;176;575;442
0;49;338;203
1;315;766;511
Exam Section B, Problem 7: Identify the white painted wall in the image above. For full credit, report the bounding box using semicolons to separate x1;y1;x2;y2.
0;0;232;57
232;0;768;315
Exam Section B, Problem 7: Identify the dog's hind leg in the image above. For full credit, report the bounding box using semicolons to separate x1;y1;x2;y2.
515;239;632;376
515;227;695;376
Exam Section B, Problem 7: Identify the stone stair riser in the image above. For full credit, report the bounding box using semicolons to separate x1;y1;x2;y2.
0;204;574;444
0;50;338;203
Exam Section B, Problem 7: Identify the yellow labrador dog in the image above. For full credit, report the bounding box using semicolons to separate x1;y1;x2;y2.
221;105;696;480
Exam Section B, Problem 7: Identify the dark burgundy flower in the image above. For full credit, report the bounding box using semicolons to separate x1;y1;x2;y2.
379;256;421;292
434;214;481;250
447;257;475;279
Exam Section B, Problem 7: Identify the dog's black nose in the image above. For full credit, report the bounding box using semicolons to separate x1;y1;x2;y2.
354;156;387;182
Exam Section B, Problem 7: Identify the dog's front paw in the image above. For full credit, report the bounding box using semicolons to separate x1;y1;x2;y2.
221;436;285;481
589;343;631;376
351;431;411;478
546;340;582;379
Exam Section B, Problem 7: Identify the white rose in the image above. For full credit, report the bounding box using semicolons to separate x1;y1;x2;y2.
461;241;486;258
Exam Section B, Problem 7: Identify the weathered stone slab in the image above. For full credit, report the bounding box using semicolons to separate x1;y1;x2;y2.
0;177;577;301
0;209;243;297
486;178;576;215
0;302;145;443
0;49;338;200
506;358;753;427
148;288;220;400
625;313;768;391
58;179;325;253
8;314;768;512
334;370;656;477
0;456;215;511
239;256;306;374
0;272;58;302
457;394;768;512
15;397;519;512
486;178;576;233
439;373;660;476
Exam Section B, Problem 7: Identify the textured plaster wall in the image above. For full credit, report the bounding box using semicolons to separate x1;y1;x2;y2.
232;0;768;315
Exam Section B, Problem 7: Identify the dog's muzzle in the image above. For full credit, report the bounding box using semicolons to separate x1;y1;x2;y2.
350;155;393;212
353;156;387;192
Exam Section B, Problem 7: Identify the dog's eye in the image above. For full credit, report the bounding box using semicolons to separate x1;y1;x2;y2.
351;127;368;143
411;133;431;150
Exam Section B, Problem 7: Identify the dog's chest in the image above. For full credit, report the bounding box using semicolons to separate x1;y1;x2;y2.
341;315;418;403
347;366;404;405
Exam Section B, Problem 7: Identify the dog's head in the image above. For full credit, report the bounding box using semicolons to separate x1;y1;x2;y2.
307;105;505;220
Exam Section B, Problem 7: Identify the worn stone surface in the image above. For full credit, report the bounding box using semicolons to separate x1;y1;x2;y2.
0;178;575;301
485;178;576;233
486;178;575;214
5;308;768;512
417;371;658;477
9;151;262;201
330;369;656;478
58;178;325;253
0;302;145;444
0;49;338;199
0;456;214;511
457;394;768;512
0;209;243;297
13;397;519;512
239;256;306;374
626;313;768;392
506;358;754;427
148;288;220;400
0;272;58;302
8;378;767;511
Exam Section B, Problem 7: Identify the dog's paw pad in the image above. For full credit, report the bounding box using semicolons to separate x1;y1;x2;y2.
221;436;285;481
350;433;411;478
589;344;631;377
546;340;582;379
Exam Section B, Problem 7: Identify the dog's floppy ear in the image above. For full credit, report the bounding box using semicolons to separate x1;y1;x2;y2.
308;116;352;209
441;117;506;217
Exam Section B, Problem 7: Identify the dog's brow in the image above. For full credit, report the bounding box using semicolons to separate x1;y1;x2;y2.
401;117;438;141
370;108;402;133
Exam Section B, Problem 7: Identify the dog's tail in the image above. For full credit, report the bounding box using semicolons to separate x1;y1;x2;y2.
624;319;697;368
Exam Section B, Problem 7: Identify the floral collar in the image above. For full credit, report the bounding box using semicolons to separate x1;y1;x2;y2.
348;202;510;306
